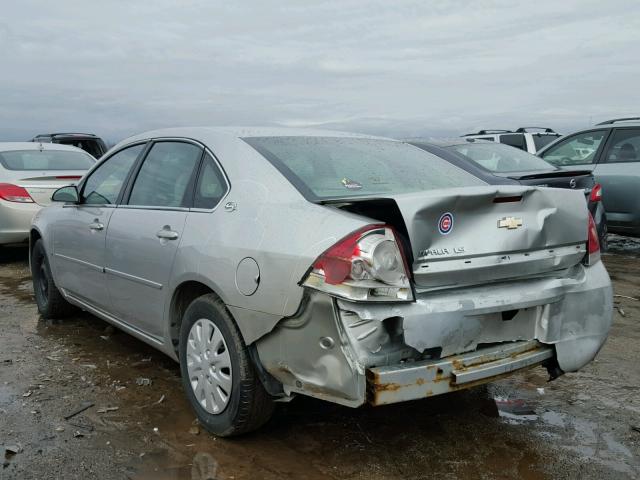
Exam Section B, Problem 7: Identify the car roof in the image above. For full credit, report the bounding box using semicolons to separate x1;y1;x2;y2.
0;142;91;153
595;117;640;126
35;132;101;138
406;137;493;148
115;126;391;150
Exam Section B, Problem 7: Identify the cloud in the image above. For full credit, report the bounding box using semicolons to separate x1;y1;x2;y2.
1;0;639;143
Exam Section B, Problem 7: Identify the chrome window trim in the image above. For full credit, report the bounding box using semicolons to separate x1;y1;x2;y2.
117;205;190;212
186;145;231;213
121;138;231;212
62;204;116;209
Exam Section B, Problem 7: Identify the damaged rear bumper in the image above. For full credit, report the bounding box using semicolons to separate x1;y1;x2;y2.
254;261;612;408
367;340;553;406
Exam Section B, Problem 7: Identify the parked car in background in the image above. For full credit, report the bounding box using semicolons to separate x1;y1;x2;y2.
462;127;562;154
408;139;607;248
538;118;640;237
0;142;95;246
31;132;108;158
30;128;612;437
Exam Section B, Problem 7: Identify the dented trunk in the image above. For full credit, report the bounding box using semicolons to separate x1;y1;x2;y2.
334;185;589;290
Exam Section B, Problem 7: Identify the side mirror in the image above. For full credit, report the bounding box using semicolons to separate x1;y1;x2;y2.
52;185;79;203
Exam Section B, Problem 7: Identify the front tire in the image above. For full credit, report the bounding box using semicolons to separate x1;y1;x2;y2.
31;239;74;318
179;294;274;436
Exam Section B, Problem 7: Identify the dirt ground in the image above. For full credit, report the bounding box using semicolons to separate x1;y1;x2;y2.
1;245;639;480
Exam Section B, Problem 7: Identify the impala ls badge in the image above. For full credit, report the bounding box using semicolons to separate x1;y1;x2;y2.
569;178;577;188
498;217;523;230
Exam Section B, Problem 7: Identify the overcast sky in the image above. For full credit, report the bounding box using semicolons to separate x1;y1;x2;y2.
1;0;639;143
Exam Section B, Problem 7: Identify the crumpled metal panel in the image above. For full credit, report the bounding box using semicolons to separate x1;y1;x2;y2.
368;340;554;406
256;261;611;406
255;292;367;407
390;186;589;289
343;261;613;373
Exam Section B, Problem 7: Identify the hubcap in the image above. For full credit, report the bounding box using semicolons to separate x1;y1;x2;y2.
186;319;232;414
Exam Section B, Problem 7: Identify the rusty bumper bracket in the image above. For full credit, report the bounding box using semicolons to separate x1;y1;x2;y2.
367;340;554;406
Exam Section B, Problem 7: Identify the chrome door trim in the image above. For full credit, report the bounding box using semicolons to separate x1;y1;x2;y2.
54;253;103;272
104;267;163;290
63;290;163;346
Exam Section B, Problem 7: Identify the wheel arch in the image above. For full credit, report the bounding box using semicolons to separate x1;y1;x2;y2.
168;279;221;356
29;227;44;269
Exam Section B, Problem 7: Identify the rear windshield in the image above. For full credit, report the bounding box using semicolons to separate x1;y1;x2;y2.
449;143;556;173
0;149;95;171
56;139;104;158
532;134;561;150
243;136;485;200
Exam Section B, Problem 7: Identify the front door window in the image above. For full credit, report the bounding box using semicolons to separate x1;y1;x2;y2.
541;130;607;166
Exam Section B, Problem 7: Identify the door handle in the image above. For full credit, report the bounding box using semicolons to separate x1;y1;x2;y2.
89;220;104;231
156;228;179;240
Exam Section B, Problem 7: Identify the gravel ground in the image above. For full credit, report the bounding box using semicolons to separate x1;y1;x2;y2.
0;246;639;480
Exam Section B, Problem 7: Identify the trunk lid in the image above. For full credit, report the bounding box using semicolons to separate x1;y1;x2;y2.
15;172;84;206
330;185;589;291
392;186;588;289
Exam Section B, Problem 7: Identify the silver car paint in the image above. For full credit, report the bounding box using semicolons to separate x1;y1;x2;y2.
105;207;189;339
31;127;613;407
0;142;94;244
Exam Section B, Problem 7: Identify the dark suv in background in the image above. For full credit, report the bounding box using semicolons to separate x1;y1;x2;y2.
31;133;107;158
537;117;640;237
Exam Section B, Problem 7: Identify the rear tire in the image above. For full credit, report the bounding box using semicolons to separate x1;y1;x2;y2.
31;239;74;318
179;294;275;436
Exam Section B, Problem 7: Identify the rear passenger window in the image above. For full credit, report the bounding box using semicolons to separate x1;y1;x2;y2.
128;142;202;208
499;134;526;150
603;129;640;163
194;153;228;209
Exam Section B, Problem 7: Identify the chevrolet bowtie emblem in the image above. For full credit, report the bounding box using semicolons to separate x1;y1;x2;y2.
498;217;523;229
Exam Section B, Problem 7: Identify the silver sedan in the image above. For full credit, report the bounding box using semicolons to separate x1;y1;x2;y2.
0;142;95;245
30;128;613;436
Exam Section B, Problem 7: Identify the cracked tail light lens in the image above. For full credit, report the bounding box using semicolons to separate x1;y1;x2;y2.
301;224;413;302
0;183;34;203
585;213;600;265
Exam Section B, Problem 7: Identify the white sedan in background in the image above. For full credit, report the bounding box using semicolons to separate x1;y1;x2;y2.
0;142;95;246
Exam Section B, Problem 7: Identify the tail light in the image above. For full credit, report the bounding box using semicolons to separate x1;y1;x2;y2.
0;183;34;203
301;224;413;302
589;183;602;202
585;213;600;265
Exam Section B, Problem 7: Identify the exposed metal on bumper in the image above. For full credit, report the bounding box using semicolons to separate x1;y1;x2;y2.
367;340;553;406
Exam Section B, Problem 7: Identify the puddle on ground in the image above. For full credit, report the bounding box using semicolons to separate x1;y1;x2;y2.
1;248;639;479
